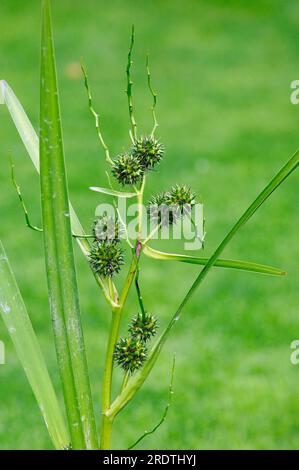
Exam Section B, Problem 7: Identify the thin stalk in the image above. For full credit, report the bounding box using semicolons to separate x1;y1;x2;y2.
146;54;158;136
128;355;175;450
135;268;146;318
81;64;113;165
10;155;43;232
127;25;137;141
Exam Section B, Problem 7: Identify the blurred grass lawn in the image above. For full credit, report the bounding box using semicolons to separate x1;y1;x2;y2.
1;0;299;449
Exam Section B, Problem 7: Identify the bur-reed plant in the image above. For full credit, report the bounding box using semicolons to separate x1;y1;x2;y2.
0;0;298;450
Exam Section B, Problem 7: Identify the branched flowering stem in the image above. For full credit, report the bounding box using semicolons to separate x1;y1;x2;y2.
127;25;137;141
146;54;158;137
81;64;113;165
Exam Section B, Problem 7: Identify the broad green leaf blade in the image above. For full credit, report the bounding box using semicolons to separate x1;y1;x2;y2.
108;148;299;417
40;0;97;449
0;240;69;449
90;186;137;198
143;245;286;276
0;79;111;303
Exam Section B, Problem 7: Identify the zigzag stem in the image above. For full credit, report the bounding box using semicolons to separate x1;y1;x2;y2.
127;25;137;141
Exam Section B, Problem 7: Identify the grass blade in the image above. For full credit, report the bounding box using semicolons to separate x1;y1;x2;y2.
143;245;286;276
0;240;69;449
108;148;299;417
40;0;97;449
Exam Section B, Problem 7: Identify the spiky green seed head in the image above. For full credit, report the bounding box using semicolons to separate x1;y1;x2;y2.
93;214;121;243
114;337;147;373
129;312;158;343
89;241;124;277
146;192;179;226
132;136;164;170
111;153;144;186
167;185;196;217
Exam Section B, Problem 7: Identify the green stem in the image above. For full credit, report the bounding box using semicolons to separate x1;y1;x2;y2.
136;177;145;240
100;307;120;449
100;244;142;449
81;64;113;165
126;25;137;141
146;54;158;137
100;170;146;448
135;268;146;318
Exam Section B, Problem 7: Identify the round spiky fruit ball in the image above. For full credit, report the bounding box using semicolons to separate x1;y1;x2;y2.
147;192;179;226
129;312;158;343
167;185;196;217
114;337;147;373
89;241;124;277
111;153;144;186
93;214;121;244
132;136;164;170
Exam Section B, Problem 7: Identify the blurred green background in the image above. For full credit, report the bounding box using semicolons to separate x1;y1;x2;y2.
1;0;299;450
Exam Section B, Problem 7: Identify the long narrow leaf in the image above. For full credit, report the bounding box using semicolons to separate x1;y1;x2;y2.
40;0;97;449
143;245;286;276
0;240;69;449
108;148;299;417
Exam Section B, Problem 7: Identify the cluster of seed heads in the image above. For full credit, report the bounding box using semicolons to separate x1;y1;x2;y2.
112;136;164;186
89;214;124;278
114;312;158;373
147;185;196;226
